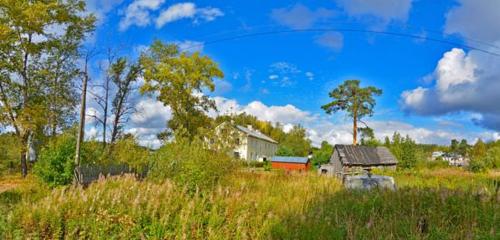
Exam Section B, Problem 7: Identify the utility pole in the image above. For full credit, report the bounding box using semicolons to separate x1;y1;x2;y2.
74;53;90;185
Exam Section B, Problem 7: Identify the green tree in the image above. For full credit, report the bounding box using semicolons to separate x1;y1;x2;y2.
0;0;95;176
276;125;311;156
140;40;223;140
321;80;382;145
311;141;334;166
471;139;487;159
109;57;141;144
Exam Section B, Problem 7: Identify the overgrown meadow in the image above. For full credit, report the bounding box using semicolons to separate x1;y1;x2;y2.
1;163;498;239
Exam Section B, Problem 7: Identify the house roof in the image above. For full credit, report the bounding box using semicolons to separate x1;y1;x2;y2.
272;156;309;164
236;125;278;143
334;145;397;166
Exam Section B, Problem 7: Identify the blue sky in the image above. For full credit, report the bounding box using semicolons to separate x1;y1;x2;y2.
83;0;500;147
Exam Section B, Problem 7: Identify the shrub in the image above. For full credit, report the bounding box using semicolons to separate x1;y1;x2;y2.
148;138;237;192
33;135;103;187
108;137;150;171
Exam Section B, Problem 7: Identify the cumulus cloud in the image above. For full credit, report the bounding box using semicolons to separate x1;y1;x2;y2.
210;97;487;146
445;0;500;43
315;32;344;50
125;98;172;147
401;47;500;130
119;1;223;31
156;2;223;28
119;0;165;31
401;0;500;131
271;4;336;29
335;0;413;23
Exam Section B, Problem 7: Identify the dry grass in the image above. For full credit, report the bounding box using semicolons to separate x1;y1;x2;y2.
1;169;498;239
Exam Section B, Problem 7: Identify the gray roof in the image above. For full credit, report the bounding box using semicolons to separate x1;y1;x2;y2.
272;156;309;164
236;125;278;143
334;145;397;166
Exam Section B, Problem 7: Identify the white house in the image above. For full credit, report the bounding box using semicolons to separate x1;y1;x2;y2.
431;151;469;167
216;123;278;161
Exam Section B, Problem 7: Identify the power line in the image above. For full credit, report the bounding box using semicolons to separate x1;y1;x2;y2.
184;28;500;57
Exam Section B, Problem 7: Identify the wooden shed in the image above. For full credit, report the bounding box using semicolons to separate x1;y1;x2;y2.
318;145;397;178
271;156;311;171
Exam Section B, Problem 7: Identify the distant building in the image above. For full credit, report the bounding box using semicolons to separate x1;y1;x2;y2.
432;151;469;167
318;145;397;178
271;156;311;172
431;151;445;160
216;123;278;161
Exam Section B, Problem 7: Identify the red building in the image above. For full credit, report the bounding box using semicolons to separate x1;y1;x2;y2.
271;156;311;171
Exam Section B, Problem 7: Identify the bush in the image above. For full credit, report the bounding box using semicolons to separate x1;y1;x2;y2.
108;137;150;171
468;158;488;173
148;139;237;192
33;135;103;187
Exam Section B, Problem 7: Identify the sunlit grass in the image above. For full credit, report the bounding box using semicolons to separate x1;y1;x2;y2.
1;169;498;239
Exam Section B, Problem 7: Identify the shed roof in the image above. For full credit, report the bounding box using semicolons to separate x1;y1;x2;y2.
272;156;309;164
334;145;397;166
236;125;278;143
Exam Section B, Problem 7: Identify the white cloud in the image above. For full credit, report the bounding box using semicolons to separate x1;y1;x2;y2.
269;62;302;87
336;0;413;23
130;98;172;129
119;0;165;31
156;2;196;27
305;72;315;80
156;3;223;28
401;47;500;131
445;0;500;43
210;97;488;146
85;107;101;125
269;74;279;80
315;32;344;50
85;0;125;24
271;4;337;29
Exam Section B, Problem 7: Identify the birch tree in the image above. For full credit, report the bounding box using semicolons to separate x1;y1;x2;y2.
0;0;94;176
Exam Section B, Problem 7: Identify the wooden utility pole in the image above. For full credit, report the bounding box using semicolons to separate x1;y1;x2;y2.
75;54;90;184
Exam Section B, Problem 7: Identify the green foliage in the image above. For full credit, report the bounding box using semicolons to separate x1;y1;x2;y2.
322;79;382;144
33;135;77;187
311;141;333;166
449;138;469;156
148;138;237;192
215;113;311;157
386;132;421;169
139;40;223;140
469;146;500;172
2;170;498;239
108;136;150;171
33;134;103;187
276;125;311;157
0;133;19;173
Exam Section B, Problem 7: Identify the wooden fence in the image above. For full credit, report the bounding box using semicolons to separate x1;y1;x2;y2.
74;164;148;186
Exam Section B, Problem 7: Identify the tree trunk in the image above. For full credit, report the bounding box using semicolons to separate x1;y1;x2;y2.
353;113;358;145
20;133;29;177
20;148;28;177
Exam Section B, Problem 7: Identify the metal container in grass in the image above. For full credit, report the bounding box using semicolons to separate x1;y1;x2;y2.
343;171;397;191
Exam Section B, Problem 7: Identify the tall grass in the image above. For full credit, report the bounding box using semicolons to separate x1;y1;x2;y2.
2;171;498;239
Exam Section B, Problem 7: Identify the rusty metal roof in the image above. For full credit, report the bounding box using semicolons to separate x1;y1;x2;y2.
335;145;397;166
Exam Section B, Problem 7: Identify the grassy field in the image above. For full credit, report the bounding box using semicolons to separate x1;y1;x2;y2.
0;169;498;239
